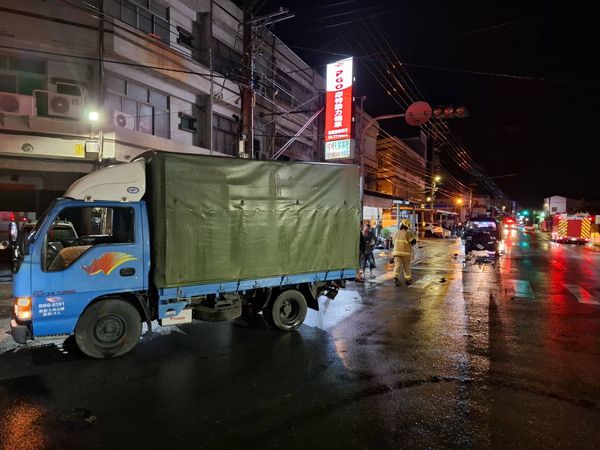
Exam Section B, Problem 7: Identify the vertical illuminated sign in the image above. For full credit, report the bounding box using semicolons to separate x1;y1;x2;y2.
324;57;353;160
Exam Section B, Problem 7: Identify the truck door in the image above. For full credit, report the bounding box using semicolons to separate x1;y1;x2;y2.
30;202;145;337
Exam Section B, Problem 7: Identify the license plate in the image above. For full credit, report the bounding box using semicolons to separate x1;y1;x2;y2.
160;309;192;326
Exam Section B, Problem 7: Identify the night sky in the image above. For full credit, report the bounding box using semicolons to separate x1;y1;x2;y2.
252;0;600;206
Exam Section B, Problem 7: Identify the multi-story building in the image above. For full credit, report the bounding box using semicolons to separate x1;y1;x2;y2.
543;195;577;216
0;0;323;215
376;136;427;202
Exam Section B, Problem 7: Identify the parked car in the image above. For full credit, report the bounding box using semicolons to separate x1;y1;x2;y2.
463;217;500;255
20;220;78;241
421;222;449;238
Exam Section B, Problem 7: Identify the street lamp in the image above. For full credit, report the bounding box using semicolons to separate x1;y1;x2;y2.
359;101;432;221
429;175;442;221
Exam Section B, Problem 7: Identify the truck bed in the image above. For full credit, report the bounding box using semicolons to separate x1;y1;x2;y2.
148;153;360;288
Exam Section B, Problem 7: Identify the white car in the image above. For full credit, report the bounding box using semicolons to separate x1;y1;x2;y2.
421;222;449;238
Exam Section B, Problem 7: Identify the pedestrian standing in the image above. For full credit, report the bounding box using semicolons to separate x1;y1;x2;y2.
392;219;417;286
362;224;376;278
357;223;366;281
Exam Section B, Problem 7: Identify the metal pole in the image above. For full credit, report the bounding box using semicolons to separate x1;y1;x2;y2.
360;112;407;224
209;0;214;155
241;1;253;158
96;0;105;165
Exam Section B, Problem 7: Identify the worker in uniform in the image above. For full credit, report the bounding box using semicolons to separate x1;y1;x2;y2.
392;219;417;286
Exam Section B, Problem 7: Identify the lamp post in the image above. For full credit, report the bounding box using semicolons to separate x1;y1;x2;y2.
430;174;441;222
359;101;432;222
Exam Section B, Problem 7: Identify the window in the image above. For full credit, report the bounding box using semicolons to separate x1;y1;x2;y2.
467;221;497;231
105;0;170;43
211;39;243;77
213;114;239;156
105;74;170;138
0;55;45;95
179;112;196;132
44;207;135;272
275;68;313;108
177;27;194;49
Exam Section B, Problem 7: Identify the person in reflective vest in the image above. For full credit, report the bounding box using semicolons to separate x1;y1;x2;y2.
392;219;417;286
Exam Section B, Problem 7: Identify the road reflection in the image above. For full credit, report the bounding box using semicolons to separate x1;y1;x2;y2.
0;401;48;450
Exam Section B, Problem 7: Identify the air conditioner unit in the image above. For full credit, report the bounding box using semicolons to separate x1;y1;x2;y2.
0;92;35;115
112;110;135;130
47;92;83;119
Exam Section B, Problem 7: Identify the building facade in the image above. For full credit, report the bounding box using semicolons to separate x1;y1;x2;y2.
0;0;323;214
375;136;427;202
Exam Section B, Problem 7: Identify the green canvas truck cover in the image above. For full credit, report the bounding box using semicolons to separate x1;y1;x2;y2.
148;152;360;288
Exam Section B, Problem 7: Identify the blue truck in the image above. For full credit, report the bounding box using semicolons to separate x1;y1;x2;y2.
2;153;359;358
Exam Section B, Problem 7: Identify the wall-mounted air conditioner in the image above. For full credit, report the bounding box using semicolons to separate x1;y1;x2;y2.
112;110;135;130
47;92;83;119
0;92;35;115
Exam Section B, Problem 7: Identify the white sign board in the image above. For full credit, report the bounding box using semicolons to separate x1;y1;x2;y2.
324;139;354;160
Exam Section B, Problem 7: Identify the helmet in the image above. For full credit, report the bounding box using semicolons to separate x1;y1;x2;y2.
400;219;411;228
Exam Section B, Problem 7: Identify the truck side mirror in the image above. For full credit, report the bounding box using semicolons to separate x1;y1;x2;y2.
9;222;18;243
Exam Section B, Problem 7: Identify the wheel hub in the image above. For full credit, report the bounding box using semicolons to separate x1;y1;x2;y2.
279;299;297;321
95;315;125;344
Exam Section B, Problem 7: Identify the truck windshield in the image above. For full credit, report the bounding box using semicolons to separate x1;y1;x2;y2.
26;199;58;243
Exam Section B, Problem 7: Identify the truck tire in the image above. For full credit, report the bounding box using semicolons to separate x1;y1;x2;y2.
75;298;142;359
425;230;432;238
263;289;307;331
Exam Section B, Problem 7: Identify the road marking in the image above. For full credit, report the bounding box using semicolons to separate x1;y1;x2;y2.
408;274;438;289
504;279;535;299
564;284;600;305
373;255;428;284
374;272;394;283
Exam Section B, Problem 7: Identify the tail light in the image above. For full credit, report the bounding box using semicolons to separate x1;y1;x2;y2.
14;297;32;321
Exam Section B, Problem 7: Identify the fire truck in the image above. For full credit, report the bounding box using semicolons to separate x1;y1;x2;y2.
551;214;594;244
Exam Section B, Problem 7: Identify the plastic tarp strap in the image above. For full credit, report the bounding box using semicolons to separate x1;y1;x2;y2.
149;153;360;288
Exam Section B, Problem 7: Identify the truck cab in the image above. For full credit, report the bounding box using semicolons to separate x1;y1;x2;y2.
9;160;150;357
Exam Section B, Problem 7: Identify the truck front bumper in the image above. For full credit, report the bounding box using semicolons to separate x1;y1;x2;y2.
10;312;32;344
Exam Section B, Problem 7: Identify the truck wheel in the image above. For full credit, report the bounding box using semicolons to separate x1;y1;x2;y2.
75;299;142;359
263;290;307;331
425;230;432;238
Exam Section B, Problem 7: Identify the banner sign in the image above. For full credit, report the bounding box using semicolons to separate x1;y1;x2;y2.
325;57;353;155
325;139;354;160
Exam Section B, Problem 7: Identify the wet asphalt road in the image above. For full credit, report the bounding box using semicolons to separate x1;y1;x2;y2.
1;230;599;449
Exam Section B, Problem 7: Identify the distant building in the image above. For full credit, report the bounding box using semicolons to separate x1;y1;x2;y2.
376;136;427;202
543;196;577;215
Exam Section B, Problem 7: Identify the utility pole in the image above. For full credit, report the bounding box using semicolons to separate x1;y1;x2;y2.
468;181;475;219
430;144;441;222
240;5;294;159
240;0;254;159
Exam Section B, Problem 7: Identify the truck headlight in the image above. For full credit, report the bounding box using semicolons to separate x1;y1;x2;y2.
14;297;32;321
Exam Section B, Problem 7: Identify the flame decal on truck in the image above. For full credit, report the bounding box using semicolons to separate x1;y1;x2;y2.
82;252;137;275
